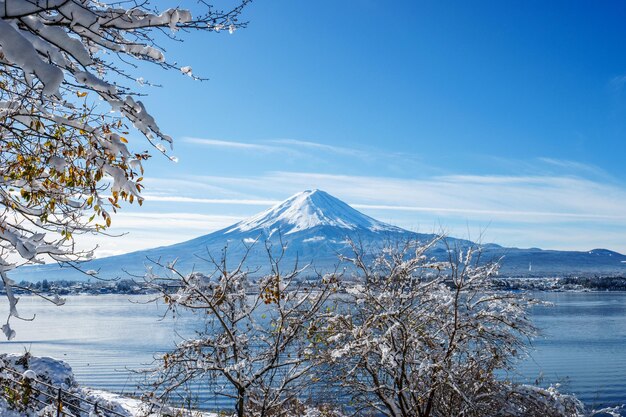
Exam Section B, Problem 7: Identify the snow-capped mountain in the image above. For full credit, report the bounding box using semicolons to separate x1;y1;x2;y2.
226;189;403;235
11;190;626;281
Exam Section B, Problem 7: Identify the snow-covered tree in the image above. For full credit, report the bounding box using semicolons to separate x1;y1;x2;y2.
318;238;584;417
143;241;339;417
0;0;248;339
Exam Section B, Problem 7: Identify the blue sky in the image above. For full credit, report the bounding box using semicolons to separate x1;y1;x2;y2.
87;0;626;256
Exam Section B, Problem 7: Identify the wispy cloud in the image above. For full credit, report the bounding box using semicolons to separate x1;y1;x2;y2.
181;137;427;172
107;212;243;230
183;136;367;158
266;138;370;158
143;195;279;206
85;160;626;254
144;171;626;224
609;74;626;93
74;212;244;258
351;203;626;221
183;137;278;152
536;157;613;180
271;172;626;223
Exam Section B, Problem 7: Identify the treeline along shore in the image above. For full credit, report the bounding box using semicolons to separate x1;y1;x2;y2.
3;275;626;299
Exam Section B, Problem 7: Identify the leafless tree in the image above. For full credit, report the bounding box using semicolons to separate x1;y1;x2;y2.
142;240;339;417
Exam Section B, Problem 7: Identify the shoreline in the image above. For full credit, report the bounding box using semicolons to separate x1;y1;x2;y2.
4;275;626;299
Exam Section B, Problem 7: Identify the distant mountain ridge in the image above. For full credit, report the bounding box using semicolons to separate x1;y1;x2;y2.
11;190;626;281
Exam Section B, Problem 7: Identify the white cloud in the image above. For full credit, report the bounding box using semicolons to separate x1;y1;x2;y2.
351;203;626;221
537;157;606;175
609;74;626;92
183;137;278;152
106;212;243;230
73;212;244;258
255;171;626;222
266;138;370;158
143;171;626;225
70;164;626;256
143;195;279;206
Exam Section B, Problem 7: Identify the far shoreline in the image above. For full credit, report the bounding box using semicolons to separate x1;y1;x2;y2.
4;275;626;298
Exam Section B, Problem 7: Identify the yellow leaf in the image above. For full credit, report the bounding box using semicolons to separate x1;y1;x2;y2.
76;91;88;98
119;136;128;143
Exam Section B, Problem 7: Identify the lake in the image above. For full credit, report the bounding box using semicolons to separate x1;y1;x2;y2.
1;292;626;412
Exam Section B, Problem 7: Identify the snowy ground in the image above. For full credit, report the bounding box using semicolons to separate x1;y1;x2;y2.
0;353;339;417
2;353;624;417
0;353;216;417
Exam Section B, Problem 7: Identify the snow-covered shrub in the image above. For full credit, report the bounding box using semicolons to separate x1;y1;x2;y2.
317;237;584;417
0;353;82;415
0;352;76;389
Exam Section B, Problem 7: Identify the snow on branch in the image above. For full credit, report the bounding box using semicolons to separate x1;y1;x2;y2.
0;0;249;338
317;237;584;417
142;240;339;417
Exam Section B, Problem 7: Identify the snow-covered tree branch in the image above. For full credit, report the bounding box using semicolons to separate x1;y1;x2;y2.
0;0;249;339
141;235;589;416
142;240;339;417
317;237;585;417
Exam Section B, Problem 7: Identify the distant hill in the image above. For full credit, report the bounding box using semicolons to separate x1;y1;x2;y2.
10;190;626;281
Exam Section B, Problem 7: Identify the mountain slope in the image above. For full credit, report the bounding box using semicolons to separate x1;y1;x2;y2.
10;190;626;281
12;190;422;281
226;189;403;235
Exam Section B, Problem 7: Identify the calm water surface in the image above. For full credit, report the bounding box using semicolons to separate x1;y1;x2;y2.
513;292;626;409
1;292;626;410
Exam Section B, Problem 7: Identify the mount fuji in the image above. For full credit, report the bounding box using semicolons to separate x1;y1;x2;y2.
11;189;626;282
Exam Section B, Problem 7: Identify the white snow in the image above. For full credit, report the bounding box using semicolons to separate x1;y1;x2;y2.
226;189;404;235
0;353;217;417
303;236;326;243
1;354;76;387
0;19;64;95
22;369;36;379
48;156;67;172
0;354;346;417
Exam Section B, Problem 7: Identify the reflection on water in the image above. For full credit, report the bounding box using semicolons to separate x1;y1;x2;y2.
2;292;626;410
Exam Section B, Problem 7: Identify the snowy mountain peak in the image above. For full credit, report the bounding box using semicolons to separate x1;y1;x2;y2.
226;189;402;235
